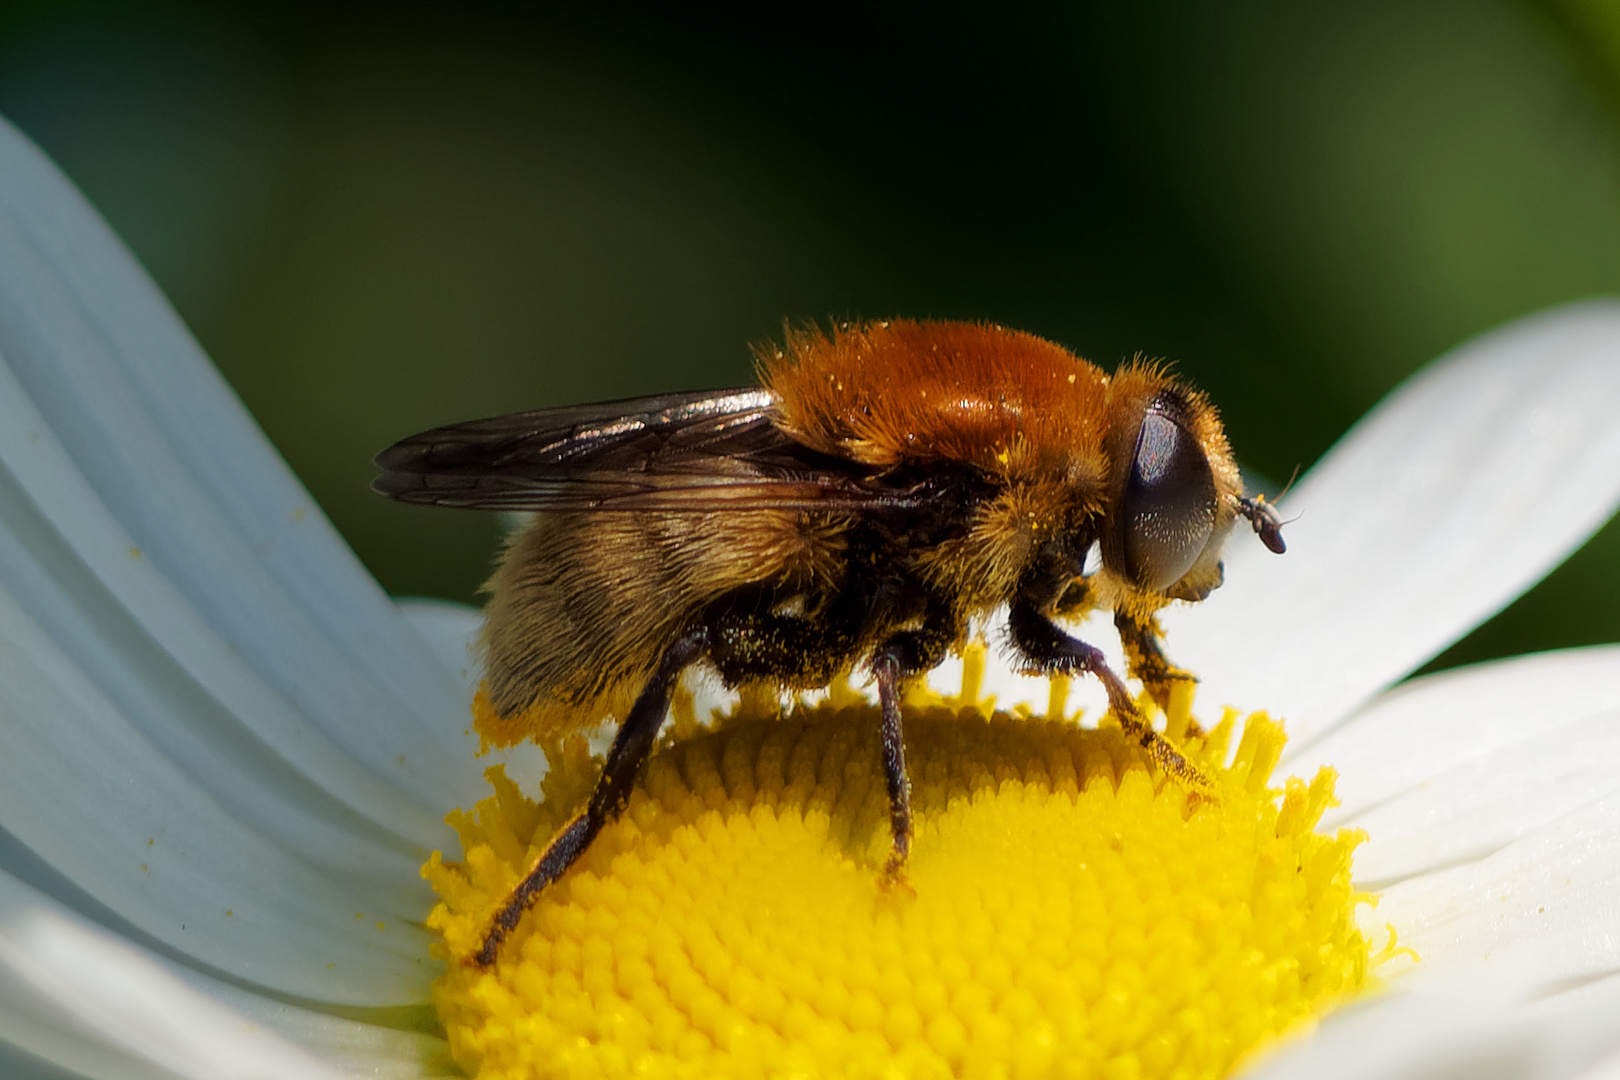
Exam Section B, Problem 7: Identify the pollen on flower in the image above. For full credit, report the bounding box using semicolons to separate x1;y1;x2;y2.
425;653;1376;1079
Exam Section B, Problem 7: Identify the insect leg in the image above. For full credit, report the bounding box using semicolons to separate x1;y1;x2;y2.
704;586;953;877
869;603;955;879
871;655;911;876
1113;611;1203;734
473;624;710;968
1008;602;1214;798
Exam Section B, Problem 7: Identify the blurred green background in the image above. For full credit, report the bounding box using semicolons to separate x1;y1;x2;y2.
3;0;1620;673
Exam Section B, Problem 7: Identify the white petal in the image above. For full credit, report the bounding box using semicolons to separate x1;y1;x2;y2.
199;995;447;1080
0;119;495;1002
393;597;550;790
0;908;347;1080
1244;967;1620;1080
1272;649;1620;992
1345;706;1620;887
0;116;483;819
1283;644;1620;863
392;598;479;697
0;337;435;1001
1275;647;1620;887
0;592;436;1003
0;870;445;1079
1292;646;1620;812
1164;301;1620;741
1370;793;1620;985
145;961;450;1079
1576;1054;1620;1080
1537;974;1620;1080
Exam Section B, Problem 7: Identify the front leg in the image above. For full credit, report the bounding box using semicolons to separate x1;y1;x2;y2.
1008;601;1214;798
1113;610;1202;733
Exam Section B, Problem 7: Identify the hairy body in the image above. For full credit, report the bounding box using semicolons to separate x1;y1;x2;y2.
375;319;1284;964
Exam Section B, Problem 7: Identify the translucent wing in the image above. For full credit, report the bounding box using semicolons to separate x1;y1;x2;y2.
372;388;926;512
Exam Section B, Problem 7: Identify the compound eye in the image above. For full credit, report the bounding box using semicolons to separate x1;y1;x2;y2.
1118;396;1217;592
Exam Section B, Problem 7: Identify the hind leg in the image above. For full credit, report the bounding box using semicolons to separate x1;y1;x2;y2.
473;625;709;967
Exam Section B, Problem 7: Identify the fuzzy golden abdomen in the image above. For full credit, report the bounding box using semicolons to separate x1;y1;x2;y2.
478;508;844;740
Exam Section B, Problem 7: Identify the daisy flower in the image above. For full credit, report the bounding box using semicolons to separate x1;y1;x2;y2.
2;110;1620;1079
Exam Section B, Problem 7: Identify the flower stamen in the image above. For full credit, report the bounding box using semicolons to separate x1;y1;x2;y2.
428;659;1377;1078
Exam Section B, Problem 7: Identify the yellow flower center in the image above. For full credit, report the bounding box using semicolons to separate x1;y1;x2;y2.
426;655;1378;1079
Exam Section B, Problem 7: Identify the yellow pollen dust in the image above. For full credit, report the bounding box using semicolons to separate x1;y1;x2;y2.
426;654;1377;1079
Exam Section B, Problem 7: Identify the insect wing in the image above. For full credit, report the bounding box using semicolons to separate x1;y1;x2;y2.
373;388;897;511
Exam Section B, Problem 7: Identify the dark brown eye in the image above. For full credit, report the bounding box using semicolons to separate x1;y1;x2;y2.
1116;393;1217;591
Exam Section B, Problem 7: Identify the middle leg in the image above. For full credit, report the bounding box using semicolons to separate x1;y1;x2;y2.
704;589;954;878
1009;601;1214;797
869;602;956;879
